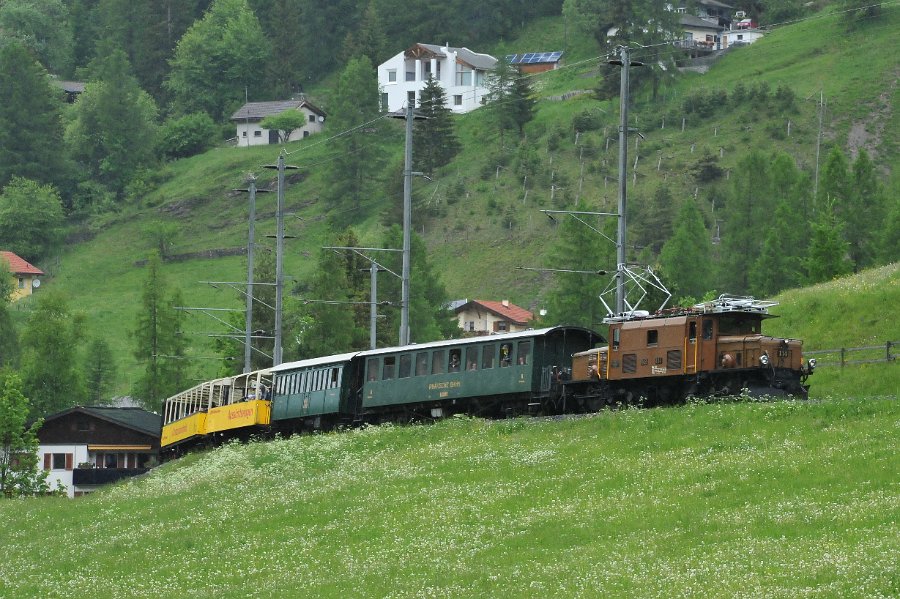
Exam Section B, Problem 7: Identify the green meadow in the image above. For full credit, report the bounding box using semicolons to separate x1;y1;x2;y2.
2;397;897;598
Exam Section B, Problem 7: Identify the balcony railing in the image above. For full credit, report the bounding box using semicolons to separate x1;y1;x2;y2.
72;468;149;486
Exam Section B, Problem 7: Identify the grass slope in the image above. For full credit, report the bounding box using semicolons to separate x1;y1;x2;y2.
1;397;897;597
25;6;899;391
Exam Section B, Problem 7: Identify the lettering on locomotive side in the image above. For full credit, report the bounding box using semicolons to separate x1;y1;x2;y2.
651;366;667;375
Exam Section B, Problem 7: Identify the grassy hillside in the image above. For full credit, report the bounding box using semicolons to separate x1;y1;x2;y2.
23;5;899;391
1;397;897;597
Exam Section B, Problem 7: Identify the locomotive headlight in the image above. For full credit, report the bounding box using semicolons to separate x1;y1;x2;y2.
759;353;769;366
808;358;816;370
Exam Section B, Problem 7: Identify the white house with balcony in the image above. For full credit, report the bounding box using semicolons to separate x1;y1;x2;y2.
377;43;497;113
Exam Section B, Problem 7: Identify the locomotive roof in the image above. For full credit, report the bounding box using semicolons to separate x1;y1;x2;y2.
605;295;778;323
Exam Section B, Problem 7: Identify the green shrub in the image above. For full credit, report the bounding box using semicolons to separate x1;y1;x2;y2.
158;112;218;160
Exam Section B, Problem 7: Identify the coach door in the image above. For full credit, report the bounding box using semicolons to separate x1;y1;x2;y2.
685;319;698;374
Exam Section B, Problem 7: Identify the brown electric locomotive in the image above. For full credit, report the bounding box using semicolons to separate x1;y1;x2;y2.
562;295;815;407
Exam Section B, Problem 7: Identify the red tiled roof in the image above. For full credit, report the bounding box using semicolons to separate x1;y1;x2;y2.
456;299;533;325
0;251;44;275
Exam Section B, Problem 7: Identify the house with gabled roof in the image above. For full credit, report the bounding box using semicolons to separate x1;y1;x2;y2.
454;299;534;335
507;51;564;74
1;250;44;301
230;97;326;146
377;43;497;114
37;406;161;498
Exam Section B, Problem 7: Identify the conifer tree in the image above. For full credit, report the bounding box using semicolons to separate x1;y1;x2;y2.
0;42;68;191
84;337;117;405
132;253;187;411
846;149;883;270
544;200;616;328
806;204;852;284
0;261;18;369
659;198;712;301
20;292;87;418
415;76;461;176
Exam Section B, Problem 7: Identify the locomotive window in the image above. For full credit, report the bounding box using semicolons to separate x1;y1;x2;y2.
500;343;512;367
647;330;658;346
517;341;531;365
383;357;396;380
482;344;495;369
703;320;713;340
432;350;446;374
367;358;379;382
449;349;461;372
622;354;637;374
613;328;620;350
466;347;479;371
667;350;682;370
399;354;412;378
415;352;428;376
689;322;697;343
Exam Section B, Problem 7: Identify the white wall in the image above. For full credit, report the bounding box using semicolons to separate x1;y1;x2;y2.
378;48;490;114
38;443;88;498
235;109;325;147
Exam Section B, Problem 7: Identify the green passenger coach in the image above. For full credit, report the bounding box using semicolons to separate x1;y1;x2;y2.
267;327;602;430
355;327;601;419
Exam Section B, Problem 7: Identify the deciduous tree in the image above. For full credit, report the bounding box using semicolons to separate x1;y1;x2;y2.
0;371;48;498
0;177;65;263
260;109;308;144
166;0;271;121
0;0;73;76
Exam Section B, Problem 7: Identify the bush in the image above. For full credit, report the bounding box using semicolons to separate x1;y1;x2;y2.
572;109;604;132
157;112;218;160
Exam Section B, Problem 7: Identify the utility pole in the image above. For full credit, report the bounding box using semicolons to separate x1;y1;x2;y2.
609;46;641;315
813;90;825;205
243;176;257;373
234;177;271;372
264;153;298;366
400;104;413;346
369;262;378;349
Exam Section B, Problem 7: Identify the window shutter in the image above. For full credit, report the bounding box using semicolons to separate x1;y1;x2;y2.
43;454;51;470
65;453;74;470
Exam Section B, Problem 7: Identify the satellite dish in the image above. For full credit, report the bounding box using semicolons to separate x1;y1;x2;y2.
32;279;40;288
317;115;325;123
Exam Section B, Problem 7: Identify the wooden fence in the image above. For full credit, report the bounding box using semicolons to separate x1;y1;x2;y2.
805;341;897;368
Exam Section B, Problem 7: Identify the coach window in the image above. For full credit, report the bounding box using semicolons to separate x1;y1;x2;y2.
432;350;446;374
383;356;396;380
703;319;713;340
415;352;428;376
500;343;512;367
517;341;531;365
647;330;658;347
689;321;697;343
482;344;495;369
399;354;412;378
331;368;340;388
449;349;461;372
367;358;379;382
466;346;479;371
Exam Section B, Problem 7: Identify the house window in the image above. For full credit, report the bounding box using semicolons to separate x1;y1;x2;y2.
18;278;24;289
475;71;485;86
456;69;472;86
242;131;247;137
387;69;397;82
381;93;389;110
405;71;415;82
303;131;310;138
308;114;316;123
453;95;463;106
253;130;262;137
465;320;475;331
52;453;68;470
737;34;744;40
77;419;90;432
497;321;508;332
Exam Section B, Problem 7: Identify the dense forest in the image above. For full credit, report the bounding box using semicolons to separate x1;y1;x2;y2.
0;0;896;415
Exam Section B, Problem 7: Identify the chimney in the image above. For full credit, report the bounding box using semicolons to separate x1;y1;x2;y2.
502;299;510;307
